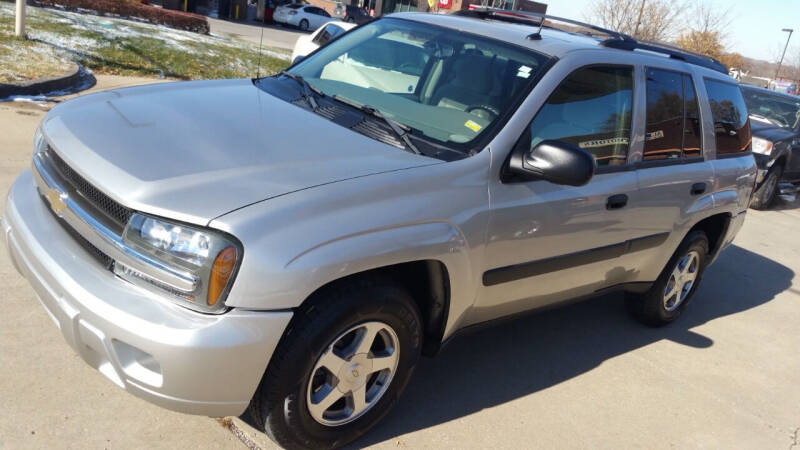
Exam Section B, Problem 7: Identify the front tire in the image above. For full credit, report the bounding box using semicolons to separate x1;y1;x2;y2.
626;231;709;326
248;278;422;449
299;19;309;31
750;165;782;210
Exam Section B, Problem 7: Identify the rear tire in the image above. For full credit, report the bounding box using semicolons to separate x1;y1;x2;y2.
299;19;309;31
248;278;422;449
750;165;782;210
625;231;709;326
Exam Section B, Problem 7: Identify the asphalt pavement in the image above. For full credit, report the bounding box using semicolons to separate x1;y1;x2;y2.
207;17;307;50
1;76;799;449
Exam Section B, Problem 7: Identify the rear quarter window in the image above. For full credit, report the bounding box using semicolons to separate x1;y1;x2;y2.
704;78;751;155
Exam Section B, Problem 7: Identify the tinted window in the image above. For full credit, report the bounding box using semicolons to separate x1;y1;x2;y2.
704;79;751;154
528;66;633;166
683;75;702;157
643;70;703;160
312;24;342;46
644;69;683;160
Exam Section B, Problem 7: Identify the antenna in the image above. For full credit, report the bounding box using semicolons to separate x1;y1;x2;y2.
256;17;265;78
528;16;544;40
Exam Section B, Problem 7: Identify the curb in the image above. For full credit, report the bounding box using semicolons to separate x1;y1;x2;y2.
0;62;95;99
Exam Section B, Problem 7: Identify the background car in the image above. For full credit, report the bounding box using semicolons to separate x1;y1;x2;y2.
273;4;333;31
291;20;355;64
741;84;800;208
343;4;371;24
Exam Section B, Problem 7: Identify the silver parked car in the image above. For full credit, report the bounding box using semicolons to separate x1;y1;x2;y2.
3;9;756;449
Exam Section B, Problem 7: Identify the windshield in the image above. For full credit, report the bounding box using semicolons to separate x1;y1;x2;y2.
742;87;800;130
283;18;548;149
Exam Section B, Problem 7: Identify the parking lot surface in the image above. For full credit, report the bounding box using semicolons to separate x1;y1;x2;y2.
1;77;799;449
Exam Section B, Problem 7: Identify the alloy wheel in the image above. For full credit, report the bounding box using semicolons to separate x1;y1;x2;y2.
663;250;700;311
306;321;400;426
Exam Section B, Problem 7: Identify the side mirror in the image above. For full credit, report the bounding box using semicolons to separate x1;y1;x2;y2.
508;140;595;186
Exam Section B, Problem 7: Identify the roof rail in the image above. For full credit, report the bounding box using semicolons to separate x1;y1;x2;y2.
453;7;635;42
600;38;728;74
453;7;729;75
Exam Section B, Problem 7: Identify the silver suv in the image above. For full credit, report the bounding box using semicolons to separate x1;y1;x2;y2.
3;9;756;449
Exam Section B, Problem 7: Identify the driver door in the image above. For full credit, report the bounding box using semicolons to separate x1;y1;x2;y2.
474;65;645;322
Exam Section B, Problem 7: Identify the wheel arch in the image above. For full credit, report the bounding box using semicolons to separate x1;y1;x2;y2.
301;259;452;356
687;212;731;261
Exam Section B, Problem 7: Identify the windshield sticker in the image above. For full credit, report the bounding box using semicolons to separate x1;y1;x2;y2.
464;120;483;132
517;65;532;78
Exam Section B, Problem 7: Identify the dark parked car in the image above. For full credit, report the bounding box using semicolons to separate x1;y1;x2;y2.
343;4;371;24
741;84;800;209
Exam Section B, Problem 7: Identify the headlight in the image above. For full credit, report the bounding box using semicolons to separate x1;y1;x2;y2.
752;137;773;155
118;213;242;313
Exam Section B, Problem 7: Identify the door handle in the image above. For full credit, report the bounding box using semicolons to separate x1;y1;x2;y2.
690;182;707;196
606;194;628;210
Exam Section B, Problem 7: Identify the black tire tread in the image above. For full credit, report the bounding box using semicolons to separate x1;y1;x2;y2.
626;230;709;326
750;165;783;210
248;277;421;450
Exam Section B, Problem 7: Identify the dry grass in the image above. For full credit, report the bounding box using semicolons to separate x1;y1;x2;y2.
0;3;290;82
0;34;72;83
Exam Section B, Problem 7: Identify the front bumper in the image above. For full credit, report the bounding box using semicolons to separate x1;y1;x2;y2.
3;170;292;417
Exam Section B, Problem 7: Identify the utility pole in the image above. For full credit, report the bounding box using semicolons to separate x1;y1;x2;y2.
15;0;26;37
633;0;646;37
775;28;794;81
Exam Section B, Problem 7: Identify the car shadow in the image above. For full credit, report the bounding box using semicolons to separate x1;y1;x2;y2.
350;244;793;447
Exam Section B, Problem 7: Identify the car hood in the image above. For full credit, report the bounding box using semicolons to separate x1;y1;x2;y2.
749;116;797;142
42;79;439;226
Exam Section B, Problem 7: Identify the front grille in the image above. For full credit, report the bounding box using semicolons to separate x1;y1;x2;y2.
43;199;115;270
46;147;134;226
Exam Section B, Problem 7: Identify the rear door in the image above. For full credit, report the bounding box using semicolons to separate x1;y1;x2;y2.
627;68;715;275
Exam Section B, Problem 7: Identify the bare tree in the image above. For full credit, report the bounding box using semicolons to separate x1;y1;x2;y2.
674;0;736;68
586;0;687;42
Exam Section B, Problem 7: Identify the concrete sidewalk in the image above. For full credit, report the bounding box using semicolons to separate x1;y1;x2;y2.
1;75;800;449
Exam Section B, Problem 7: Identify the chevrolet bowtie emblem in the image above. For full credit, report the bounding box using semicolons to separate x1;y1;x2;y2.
44;188;68;217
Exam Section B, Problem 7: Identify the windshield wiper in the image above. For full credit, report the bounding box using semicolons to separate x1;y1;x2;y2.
332;95;422;155
279;70;321;111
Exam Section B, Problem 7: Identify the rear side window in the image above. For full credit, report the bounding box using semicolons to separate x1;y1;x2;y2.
643;69;703;160
528;66;633;167
312;24;342;46
704;79;751;154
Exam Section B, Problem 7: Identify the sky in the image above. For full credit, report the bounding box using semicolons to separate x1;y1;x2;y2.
545;0;800;63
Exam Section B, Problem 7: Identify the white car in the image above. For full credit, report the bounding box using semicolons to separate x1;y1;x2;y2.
291;20;355;63
273;4;334;31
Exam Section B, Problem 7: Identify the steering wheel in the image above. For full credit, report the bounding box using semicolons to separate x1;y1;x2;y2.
466;104;500;120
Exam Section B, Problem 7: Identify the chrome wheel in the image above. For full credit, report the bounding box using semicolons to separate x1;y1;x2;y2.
663;250;700;311
306;321;400;426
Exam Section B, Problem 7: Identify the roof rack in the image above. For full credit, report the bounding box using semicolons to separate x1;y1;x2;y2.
453;7;729;75
454;7;635;43
600;38;728;74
